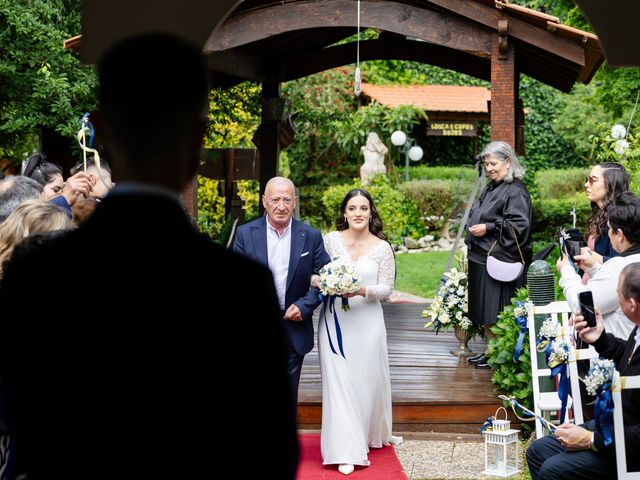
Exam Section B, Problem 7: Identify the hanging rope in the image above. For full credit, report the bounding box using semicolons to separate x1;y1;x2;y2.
354;0;361;96
625;90;640;140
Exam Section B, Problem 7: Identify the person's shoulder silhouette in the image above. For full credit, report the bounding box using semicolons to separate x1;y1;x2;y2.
0;33;298;480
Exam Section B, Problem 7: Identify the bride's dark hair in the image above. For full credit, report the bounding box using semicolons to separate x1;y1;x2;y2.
335;188;387;240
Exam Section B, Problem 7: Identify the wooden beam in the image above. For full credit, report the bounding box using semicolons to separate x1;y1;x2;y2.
205;0;491;56
204;48;274;82
281;38;490;83
424;0;585;66
199;149;260;180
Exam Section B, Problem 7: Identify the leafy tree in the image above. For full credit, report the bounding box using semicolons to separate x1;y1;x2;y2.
0;0;97;163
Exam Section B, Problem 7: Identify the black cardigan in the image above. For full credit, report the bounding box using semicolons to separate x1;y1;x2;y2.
465;178;533;265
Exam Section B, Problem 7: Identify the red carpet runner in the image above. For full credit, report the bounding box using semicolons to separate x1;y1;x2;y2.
296;433;407;480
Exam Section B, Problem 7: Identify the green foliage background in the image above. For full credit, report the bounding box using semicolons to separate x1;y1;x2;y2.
0;0;97;162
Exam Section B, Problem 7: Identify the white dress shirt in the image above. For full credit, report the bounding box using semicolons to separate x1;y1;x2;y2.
266;218;292;310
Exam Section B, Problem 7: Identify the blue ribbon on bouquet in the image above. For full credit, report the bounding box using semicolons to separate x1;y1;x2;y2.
594;381;614;446
480;416;494;434
537;336;555;365
513;303;528;362
550;362;570;424
320;293;346;359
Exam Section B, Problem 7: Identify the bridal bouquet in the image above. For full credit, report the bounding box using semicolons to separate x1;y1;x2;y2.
318;258;361;311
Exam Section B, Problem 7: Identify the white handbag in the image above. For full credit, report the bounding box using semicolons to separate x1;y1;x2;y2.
486;226;525;282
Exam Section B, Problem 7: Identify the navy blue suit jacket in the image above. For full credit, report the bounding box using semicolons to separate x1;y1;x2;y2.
234;216;330;356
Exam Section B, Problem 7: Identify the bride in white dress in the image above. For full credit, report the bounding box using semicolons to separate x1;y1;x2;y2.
315;188;402;475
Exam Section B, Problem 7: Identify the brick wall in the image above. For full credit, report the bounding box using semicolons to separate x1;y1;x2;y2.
490;34;516;147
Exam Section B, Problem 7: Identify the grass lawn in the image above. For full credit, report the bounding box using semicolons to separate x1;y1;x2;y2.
395;251;450;299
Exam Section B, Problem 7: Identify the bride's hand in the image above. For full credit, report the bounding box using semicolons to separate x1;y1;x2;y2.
343;287;365;298
310;274;321;289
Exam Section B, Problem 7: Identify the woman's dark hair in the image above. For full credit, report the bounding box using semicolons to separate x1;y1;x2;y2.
22;154;63;187
607;191;640;245
335;188;387;240
586;162;630;238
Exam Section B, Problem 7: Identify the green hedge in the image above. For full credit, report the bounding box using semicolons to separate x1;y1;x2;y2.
321;175;425;244
534;167;590;200
408;165;478;182
531;194;591;242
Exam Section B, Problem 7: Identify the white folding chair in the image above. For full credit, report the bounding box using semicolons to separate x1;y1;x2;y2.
612;371;640;479
566;333;599;426
528;301;575;438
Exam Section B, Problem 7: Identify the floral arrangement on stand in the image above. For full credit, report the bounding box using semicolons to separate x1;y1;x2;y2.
421;254;483;339
585;358;616;446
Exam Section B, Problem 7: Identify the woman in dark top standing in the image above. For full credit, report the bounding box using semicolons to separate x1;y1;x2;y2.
573;162;630;278
465;141;532;369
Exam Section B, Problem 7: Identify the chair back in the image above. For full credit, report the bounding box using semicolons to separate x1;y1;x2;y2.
528;301;573;438
612;371;640;479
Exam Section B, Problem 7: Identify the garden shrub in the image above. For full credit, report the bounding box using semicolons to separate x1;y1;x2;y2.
197;177;225;240
321;175;425;244
399;179;468;232
487;288;534;431
535;167;590;200
531;194;591;242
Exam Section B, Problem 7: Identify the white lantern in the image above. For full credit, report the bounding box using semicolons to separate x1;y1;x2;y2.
408;145;424;161
483;408;520;477
390;130;407;146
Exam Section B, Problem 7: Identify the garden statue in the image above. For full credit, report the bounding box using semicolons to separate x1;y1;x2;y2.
360;132;388;184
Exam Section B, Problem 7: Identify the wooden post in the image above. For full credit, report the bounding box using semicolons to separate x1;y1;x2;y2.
490;28;517;147
182;176;198;227
224;149;235;217
258;81;282;214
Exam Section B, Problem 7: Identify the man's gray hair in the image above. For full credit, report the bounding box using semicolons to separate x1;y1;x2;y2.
621;263;640;302
480;141;525;183
0;176;43;223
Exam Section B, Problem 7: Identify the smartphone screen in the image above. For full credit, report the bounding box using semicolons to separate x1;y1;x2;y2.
578;291;597;327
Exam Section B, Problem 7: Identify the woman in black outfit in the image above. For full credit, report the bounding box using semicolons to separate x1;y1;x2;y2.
465;141;532;369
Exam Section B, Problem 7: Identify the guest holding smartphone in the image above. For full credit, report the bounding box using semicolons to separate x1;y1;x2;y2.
557;191;640;340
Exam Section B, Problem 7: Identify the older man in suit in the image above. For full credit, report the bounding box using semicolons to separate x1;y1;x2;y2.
0;33;298;480
234;177;330;403
526;261;640;479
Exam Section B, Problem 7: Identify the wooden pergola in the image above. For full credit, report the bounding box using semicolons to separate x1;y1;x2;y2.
71;0;604;217
195;0;603;215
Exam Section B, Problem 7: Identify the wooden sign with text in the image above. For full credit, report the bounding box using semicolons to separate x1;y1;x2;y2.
427;122;477;137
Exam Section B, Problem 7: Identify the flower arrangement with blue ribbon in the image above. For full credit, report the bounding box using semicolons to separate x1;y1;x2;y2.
512;300;533;362
318;258;361;359
536;317;561;363
547;338;572;424
585;359;615;446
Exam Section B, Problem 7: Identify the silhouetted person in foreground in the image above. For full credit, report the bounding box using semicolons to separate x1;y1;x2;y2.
0;33;298;480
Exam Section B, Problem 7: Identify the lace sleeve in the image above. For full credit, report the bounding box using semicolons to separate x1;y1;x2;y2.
323;231;338;259
365;242;395;301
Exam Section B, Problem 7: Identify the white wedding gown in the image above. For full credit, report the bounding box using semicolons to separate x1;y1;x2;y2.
319;231;395;466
